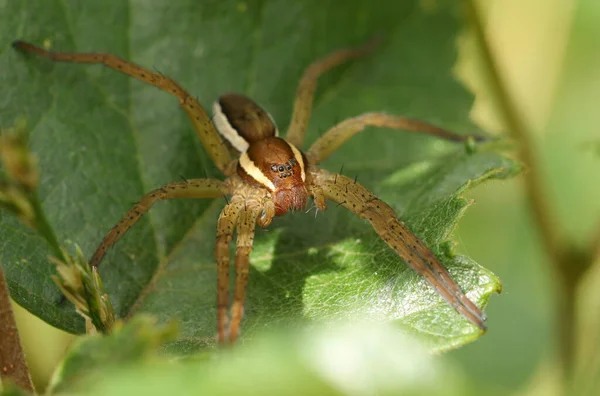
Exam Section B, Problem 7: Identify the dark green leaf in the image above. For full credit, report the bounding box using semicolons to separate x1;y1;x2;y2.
0;0;519;352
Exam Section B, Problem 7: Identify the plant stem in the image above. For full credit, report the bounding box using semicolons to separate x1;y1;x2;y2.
591;223;600;266
0;265;34;392
463;0;595;387
464;1;562;257
28;192;68;263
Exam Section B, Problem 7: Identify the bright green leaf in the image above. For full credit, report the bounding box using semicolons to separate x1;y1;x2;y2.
59;320;473;396
0;0;519;352
47;316;177;394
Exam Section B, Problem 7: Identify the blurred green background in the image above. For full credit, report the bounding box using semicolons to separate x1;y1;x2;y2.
8;0;600;393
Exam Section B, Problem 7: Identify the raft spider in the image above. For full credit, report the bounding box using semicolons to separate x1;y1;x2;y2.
13;39;487;343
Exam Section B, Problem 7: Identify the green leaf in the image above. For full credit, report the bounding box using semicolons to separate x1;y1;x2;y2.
0;0;518;352
0;385;33;396
56;320;473;396
47;315;177;394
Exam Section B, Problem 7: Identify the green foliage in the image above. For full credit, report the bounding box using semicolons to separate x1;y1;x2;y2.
0;385;32;396
49;319;472;396
47;316;177;394
0;0;517;356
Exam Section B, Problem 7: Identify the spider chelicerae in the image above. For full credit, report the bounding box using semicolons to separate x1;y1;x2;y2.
13;39;487;343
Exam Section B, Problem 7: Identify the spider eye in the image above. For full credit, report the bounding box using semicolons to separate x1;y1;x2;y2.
278;165;285;172
286;164;292;170
271;165;279;172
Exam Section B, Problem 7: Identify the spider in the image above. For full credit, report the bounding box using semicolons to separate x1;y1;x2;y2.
13;39;487;343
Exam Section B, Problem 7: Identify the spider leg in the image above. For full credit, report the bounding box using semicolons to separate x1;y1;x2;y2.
308;112;483;164
310;168;487;330
285;39;380;148
215;197;244;343
229;206;260;343
90;179;225;267
12;41;232;172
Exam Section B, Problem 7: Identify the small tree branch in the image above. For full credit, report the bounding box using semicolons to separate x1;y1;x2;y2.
463;0;595;387
463;0;562;258
591;221;600;266
0;265;34;392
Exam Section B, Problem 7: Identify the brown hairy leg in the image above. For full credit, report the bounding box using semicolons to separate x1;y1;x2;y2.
12;40;232;172
91;179;226;267
310;168;487;330
285;39;380;148
308;112;484;163
229;206;260;342
215;197;245;343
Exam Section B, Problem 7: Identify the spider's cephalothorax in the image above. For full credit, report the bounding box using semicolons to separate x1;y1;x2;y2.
13;39;489;344
239;136;308;215
214;94;308;215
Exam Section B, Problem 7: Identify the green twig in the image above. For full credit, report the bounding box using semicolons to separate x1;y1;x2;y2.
463;0;594;387
0;128;68;264
27;191;69;263
592;223;600;266
1;126;113;336
463;0;562;257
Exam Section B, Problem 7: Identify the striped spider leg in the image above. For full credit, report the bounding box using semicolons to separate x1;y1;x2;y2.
303;115;488;331
88;179;227;267
214;177;275;342
308;170;486;328
11;40;232;172
304;115;488;328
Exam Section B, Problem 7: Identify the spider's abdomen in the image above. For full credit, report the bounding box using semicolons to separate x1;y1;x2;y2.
237;136;308;216
213;93;279;152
